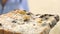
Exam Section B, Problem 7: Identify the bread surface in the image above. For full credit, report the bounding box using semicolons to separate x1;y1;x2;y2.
0;10;59;34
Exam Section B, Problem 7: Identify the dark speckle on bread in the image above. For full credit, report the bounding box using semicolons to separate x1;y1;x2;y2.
0;23;2;26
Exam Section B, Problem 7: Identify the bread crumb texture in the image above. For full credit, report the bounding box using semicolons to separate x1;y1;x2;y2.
0;10;59;34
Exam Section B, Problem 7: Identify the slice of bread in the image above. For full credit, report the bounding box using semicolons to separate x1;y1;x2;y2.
0;10;59;34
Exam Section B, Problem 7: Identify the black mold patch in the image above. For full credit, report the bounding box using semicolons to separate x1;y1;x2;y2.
54;15;59;22
48;14;54;16
24;19;29;22
39;14;48;18
12;20;17;23
27;12;33;15
0;23;2;26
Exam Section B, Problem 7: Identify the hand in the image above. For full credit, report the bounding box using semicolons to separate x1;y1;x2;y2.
2;0;7;6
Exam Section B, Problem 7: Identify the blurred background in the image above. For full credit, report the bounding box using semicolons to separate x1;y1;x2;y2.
28;0;60;15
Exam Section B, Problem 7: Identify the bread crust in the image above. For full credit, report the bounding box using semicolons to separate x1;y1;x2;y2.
0;29;4;34
0;29;21;34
